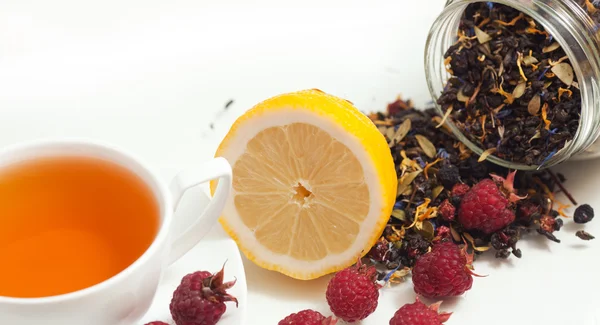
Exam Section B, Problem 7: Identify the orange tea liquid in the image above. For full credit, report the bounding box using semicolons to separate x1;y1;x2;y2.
0;156;160;298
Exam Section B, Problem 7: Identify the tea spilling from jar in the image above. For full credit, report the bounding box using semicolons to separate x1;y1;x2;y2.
437;2;587;167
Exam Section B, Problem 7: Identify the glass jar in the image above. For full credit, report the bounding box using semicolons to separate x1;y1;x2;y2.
425;0;600;170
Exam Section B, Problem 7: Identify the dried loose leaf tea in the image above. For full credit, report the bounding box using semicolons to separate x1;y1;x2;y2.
366;95;595;280
436;3;582;166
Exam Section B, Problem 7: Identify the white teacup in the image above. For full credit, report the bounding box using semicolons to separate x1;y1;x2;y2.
0;139;232;325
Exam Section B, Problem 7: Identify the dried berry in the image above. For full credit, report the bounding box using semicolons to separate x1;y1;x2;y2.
437;164;461;189
451;183;470;198
438;199;456;222
574;204;594;224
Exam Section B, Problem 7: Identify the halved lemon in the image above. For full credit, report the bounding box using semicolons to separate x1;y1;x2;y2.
211;89;397;280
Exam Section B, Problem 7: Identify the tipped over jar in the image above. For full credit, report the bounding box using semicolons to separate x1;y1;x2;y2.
425;0;600;170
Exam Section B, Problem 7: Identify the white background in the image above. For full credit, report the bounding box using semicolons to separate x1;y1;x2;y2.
1;0;599;324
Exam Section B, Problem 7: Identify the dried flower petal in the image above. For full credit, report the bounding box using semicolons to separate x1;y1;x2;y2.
522;56;539;66
558;87;573;101
462;232;492;252
432;185;444;200
494;13;524;26
528;130;541;143
415;135;437;159
541;103;551;130
396;170;421;196
391;209;407;222
516;52;528;81
390;119;411;147
436;105;453;129
495;84;515;104
385;126;396;141
551;63;574;86
528;95;541;115
478;148;497;162
498;125;505;140
542;42;561;53
512;82;527;98
474;26;492;44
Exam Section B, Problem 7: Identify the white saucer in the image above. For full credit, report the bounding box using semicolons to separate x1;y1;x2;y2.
139;187;247;325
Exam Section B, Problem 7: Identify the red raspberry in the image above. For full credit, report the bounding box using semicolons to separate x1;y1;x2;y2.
412;241;474;298
451;183;470;198
278;310;337;325
438;199;456;221
435;225;451;240
326;260;380;322
169;265;238;325
389;297;452;325
458;171;524;234
145;322;170;325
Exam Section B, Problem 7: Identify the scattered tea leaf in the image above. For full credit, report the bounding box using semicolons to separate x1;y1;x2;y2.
498;125;505;140
512;82;527;98
528;95;541;115
498;61;504;76
478;148;497;162
415;135;437;159
576;230;595;241
522;55;539;66
551;63;574;86
385;126;396;140
436;105;453;129
473;244;492;252
450;224;462;242
396;171;422;196
392;119;411;144
391;209;407;222
432;185;444;200
474;26;492;44
542;42;561;53
461;232;492;251
528;130;541;143
415;220;435;240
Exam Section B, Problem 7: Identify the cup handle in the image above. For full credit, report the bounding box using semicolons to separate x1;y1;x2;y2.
167;157;232;265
